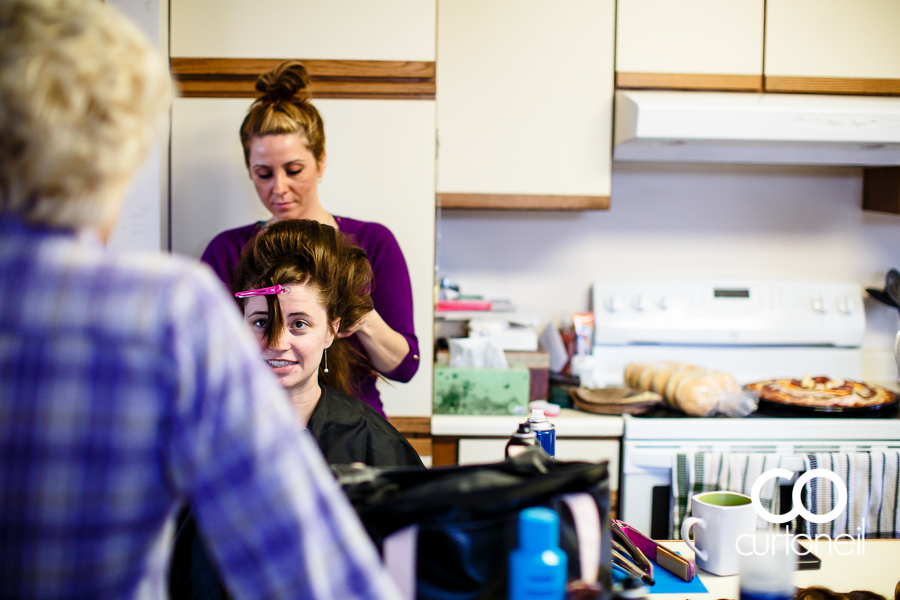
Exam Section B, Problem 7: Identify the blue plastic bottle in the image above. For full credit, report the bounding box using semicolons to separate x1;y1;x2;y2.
509;507;568;600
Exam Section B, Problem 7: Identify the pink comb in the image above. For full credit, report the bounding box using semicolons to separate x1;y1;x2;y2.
234;284;291;298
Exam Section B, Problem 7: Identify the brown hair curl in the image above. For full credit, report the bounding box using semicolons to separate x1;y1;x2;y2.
239;60;325;167
233;219;374;395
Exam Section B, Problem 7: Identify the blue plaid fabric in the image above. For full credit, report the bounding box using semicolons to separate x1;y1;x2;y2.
0;217;398;600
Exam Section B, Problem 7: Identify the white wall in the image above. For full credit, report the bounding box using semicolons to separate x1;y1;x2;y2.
105;0;169;252
437;163;900;377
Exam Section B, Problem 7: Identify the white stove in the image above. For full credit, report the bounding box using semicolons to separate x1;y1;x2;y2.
576;278;865;388
573;278;900;539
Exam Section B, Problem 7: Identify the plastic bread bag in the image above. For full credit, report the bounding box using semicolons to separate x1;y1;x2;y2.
670;369;758;417
715;388;759;417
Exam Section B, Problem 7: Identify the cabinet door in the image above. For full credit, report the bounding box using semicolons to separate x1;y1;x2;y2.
170;98;436;416
458;438;620;489
170;0;434;61
616;0;764;91
765;0;900;94
436;0;614;209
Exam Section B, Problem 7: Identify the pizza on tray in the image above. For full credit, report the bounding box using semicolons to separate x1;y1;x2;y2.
744;376;897;409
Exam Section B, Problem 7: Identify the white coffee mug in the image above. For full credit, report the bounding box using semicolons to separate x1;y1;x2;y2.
680;491;758;576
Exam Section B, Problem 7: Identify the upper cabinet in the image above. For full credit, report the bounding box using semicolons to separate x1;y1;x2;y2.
170;0;434;61
765;0;900;94
615;0;764;91
615;0;900;96
169;0;436;101
436;0;615;210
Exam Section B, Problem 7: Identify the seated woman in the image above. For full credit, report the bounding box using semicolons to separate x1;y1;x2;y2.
170;219;422;599
232;218;422;466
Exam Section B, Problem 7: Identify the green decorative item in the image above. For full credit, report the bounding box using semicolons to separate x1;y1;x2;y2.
433;366;530;415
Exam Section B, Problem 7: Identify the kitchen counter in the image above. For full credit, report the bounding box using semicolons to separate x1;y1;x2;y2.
431;409;624;437
649;540;900;599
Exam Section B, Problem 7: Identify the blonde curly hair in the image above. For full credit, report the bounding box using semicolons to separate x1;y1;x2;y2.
0;0;171;229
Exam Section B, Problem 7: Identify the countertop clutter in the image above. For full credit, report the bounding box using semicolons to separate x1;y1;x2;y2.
649;540;900;599
430;409;623;437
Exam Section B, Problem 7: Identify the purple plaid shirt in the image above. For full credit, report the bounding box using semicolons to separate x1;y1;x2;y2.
0;217;399;600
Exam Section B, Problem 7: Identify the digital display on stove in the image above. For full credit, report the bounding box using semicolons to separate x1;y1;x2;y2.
714;288;750;298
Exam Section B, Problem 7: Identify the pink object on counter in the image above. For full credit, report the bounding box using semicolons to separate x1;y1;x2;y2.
436;299;492;311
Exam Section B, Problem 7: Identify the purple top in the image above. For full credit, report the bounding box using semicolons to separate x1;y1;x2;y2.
200;217;419;417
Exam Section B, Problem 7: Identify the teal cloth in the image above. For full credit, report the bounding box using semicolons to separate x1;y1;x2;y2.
613;554;707;594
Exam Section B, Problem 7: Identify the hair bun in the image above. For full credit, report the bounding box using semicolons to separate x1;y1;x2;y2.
255;60;312;102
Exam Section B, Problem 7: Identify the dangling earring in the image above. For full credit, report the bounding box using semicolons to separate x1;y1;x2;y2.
323;349;329;373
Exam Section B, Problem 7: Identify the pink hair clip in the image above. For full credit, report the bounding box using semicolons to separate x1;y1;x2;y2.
234;284;291;298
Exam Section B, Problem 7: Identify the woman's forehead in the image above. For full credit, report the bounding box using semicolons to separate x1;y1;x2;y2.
243;282;324;315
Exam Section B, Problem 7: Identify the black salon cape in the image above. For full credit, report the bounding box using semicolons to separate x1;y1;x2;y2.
169;385;423;600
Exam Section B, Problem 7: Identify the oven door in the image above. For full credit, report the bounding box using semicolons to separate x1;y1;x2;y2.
621;441;813;539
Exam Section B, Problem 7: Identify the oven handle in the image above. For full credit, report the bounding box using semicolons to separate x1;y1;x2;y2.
628;451;807;472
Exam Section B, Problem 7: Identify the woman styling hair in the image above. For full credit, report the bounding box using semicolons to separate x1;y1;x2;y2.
171;219;421;600
200;61;418;418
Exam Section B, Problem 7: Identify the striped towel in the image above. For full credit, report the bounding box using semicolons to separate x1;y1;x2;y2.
804;451;900;539
671;452;785;540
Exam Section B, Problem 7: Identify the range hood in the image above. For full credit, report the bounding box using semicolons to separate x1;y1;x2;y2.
614;90;900;166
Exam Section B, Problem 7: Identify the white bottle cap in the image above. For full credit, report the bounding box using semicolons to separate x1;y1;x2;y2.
530;408;546;422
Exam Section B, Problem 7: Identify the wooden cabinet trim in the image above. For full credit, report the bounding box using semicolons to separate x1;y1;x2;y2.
431;437;459;467
616;72;763;92
171;58;436;100
764;76;900;96
407;437;433;458
387;416;431;434
438;193;610;211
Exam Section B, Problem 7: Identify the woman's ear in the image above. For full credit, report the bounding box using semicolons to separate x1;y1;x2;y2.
318;151;327;179
326;317;341;347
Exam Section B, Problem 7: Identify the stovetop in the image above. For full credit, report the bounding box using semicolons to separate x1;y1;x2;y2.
633;401;900;420
623;401;900;441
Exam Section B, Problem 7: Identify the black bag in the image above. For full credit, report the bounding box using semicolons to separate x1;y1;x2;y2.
334;447;613;600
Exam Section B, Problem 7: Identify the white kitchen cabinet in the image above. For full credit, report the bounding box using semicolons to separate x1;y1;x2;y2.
765;0;900;84
616;0;764;83
170;97;436;416
170;0;435;61
436;0;614;206
457;438;620;490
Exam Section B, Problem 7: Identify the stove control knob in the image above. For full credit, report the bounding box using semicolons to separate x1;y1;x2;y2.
837;297;853;315
605;294;625;313
632;294;650;312
811;297;826;314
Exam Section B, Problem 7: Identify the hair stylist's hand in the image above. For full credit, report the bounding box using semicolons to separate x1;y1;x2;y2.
337;310;370;339
338;309;410;374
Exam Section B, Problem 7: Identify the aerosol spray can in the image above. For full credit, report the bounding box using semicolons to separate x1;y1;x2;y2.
505;423;538;458
527;408;555;456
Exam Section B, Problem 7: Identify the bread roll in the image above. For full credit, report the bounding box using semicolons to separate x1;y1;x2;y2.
672;371;722;417
710;371;740;393
637;364;660;391
624;361;739;416
651;362;692;395
623;363;646;388
664;366;696;406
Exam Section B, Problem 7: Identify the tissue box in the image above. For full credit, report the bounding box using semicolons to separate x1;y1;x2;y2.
436;349;549;402
433;366;530;415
